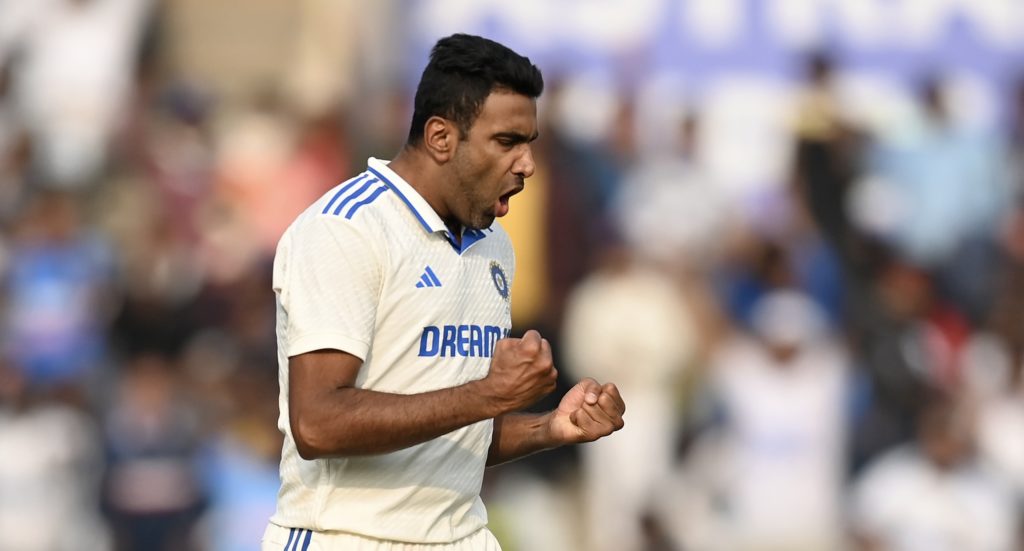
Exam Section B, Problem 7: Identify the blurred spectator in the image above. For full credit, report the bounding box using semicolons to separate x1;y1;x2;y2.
537;79;634;328
0;363;110;551
102;354;206;551
129;84;218;244
0;0;155;188
791;52;866;262
208;260;278;373
200;101;349;286
0;59;31;218
0;133;31;226
107;206;205;357
1;191;117;390
847;260;972;468
281;0;360;117
962;333;1024;499
192;368;280;551
988;84;1024;372
715;231;845;330
665;290;850;551
1011;78;1024;199
562;246;697;551
613;113;734;269
0;58;17;155
849;393;1019;551
851;76;1011;303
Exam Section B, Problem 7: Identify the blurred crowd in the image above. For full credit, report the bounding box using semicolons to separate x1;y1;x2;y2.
1;1;1024;551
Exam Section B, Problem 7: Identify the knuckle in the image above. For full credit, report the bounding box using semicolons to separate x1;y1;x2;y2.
522;340;540;355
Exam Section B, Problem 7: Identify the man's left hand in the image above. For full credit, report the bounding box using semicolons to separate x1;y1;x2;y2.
547;378;625;444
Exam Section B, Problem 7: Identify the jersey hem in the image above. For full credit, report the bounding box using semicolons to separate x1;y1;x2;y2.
288;332;370;360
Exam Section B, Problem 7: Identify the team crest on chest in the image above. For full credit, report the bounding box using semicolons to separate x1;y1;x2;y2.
489;261;510;301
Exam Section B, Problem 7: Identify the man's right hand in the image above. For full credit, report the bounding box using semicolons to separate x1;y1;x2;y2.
477;329;558;415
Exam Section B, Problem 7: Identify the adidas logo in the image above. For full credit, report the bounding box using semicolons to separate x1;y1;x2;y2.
415;266;442;288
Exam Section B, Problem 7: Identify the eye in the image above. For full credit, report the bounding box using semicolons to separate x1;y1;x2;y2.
494;134;527;149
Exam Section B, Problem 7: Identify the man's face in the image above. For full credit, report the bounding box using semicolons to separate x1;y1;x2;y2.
447;90;538;230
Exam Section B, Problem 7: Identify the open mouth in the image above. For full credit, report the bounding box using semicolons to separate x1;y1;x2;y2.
495;188;519;217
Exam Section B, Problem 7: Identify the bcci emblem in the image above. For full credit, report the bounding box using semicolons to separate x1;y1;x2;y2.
490;261;510;301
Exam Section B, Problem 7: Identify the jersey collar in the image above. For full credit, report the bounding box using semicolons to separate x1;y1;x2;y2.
367;157;447;234
366;157;491;254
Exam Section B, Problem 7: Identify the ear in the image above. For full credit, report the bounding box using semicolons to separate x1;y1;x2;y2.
423;116;458;163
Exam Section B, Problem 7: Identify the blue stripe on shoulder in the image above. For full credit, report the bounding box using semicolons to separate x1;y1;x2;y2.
345;185;389;219
333;177;379;215
283;528;295;551
322;173;371;214
367;166;433;232
300;529;313;551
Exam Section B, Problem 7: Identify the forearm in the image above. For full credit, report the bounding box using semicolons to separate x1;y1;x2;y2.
291;381;497;459
486;412;558;466
288;331;561;460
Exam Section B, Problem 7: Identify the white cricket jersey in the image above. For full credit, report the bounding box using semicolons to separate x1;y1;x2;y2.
270;158;515;543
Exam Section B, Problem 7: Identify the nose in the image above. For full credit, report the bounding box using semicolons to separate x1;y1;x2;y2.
512;145;536;180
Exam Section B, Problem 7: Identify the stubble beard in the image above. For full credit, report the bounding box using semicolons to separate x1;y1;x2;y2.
459;187;495;230
450;151;495;230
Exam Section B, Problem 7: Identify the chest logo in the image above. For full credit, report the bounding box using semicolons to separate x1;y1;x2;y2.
490;261;509;301
415;265;442;288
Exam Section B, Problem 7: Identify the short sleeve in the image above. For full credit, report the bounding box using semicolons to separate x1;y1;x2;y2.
273;215;384;360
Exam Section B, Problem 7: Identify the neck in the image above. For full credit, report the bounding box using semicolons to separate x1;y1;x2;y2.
388;146;462;236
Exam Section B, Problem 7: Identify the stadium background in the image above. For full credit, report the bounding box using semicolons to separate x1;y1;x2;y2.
1;0;1024;549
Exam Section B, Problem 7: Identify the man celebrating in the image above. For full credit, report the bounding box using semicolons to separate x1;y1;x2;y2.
264;33;626;551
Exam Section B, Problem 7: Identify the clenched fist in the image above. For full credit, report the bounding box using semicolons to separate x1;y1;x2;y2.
547;378;625;444
479;330;559;415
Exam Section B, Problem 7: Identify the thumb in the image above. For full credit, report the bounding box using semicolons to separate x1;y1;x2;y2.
577;378;601;405
518;329;542;356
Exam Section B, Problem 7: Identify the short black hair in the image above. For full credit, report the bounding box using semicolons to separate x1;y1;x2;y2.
407;33;544;145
